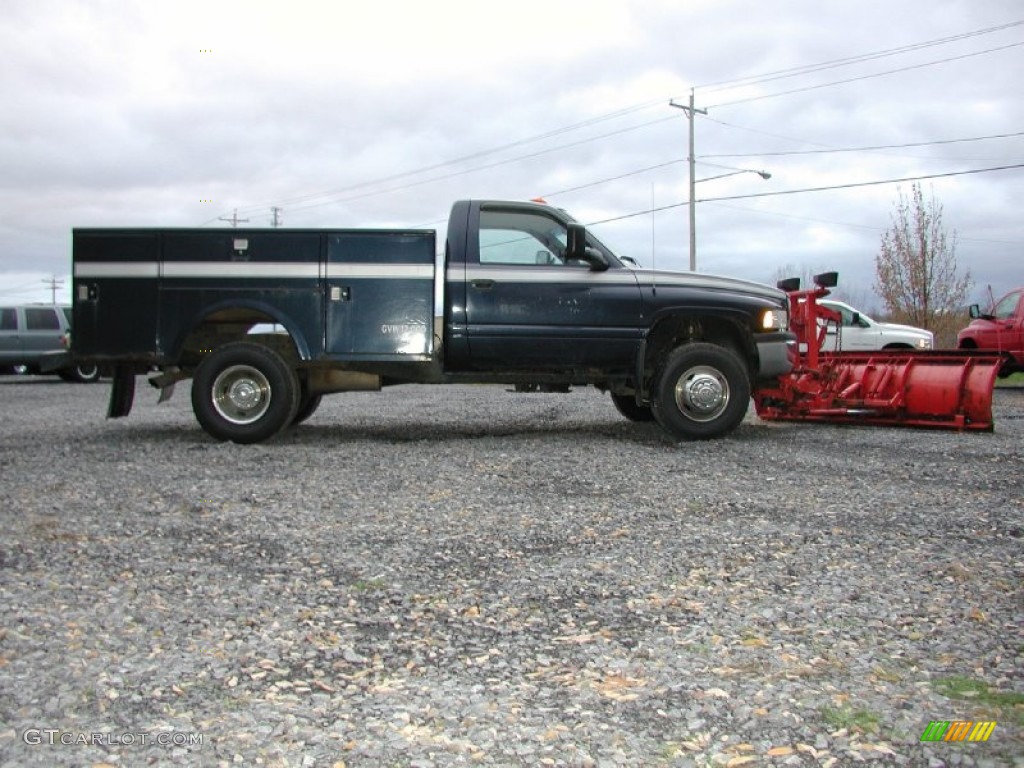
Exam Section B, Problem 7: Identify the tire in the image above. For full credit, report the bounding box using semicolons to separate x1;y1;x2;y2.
650;343;751;440
59;363;101;383
191;342;299;444
611;392;654;422
292;393;323;426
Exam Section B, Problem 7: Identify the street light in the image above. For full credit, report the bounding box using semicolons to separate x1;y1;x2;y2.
697;169;772;184
689;166;772;272
670;94;771;271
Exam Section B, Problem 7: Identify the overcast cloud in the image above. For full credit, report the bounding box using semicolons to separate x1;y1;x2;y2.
1;0;1021;311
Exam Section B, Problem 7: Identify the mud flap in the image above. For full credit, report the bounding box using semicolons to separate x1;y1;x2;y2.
107;365;136;419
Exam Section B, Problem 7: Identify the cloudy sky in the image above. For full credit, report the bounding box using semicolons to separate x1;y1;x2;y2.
2;0;1021;311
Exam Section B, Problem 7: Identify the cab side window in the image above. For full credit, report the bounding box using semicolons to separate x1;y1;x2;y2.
478;209;569;266
0;308;16;331
994;291;1022;320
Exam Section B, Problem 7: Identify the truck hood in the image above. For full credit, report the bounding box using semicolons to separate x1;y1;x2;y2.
961;318;999;330
628;268;786;302
875;320;932;338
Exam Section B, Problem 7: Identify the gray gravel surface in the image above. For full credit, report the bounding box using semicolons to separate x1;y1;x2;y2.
0;377;1021;768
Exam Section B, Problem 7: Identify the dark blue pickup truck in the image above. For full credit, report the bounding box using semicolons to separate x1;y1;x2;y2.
72;199;795;443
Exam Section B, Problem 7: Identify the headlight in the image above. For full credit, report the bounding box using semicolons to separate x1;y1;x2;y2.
917;337;932;349
760;308;788;331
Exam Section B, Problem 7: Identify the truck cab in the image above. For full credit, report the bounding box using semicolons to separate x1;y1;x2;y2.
959;289;1024;375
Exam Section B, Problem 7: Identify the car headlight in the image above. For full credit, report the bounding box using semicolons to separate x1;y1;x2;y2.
760;308;788;331
917;337;932;349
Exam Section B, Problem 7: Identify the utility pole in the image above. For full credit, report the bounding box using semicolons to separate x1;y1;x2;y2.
669;89;707;271
42;275;63;304
218;209;249;228
270;207;283;228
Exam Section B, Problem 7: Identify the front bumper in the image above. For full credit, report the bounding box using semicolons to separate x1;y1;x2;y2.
38;350;72;373
755;331;797;380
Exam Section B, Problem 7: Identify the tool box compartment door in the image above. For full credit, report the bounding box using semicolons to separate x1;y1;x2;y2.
325;231;435;358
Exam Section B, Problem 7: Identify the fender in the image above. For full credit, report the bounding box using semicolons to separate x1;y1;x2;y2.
163;297;317;363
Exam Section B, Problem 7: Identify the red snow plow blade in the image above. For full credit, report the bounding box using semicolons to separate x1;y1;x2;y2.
753;273;1003;431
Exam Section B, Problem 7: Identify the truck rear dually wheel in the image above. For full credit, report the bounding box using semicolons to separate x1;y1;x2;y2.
292;392;323;426
191;342;299;444
651;343;750;440
610;392;654;422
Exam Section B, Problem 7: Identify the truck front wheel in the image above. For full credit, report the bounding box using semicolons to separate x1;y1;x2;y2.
191;342;299;444
651;343;750;440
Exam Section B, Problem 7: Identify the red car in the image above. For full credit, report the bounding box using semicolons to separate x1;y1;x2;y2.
958;288;1024;375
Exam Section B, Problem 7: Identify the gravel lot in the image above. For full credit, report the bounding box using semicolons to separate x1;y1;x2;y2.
0;377;1021;768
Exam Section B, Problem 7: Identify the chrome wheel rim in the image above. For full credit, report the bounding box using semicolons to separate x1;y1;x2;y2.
673;365;730;423
211;365;272;425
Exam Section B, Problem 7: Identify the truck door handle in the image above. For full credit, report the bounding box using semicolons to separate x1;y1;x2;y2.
471;279;495;290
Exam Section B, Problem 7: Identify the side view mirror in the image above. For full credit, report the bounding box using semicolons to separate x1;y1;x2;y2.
968;304;980;319
851;312;861;327
566;223;586;260
565;223;609;271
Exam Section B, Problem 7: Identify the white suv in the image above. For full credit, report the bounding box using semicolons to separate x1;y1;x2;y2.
818;300;934;351
0;304;100;382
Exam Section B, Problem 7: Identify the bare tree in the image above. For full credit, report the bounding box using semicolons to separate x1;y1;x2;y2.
874;183;971;346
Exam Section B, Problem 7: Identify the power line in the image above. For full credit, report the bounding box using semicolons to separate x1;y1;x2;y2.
0;279;47;296
701;131;1024;159
706;41;1024;108
198;23;1024;226
541;158;686;198
586;164;1024;226
203;98;668;223
703;201;1022;246
270;115;681;216
701;115;835;150
697;20;1024;92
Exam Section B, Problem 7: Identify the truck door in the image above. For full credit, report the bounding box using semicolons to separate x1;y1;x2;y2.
990;289;1024;352
463;204;642;369
820;302;873;351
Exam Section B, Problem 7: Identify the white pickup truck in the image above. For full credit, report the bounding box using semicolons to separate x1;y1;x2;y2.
817;299;934;351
